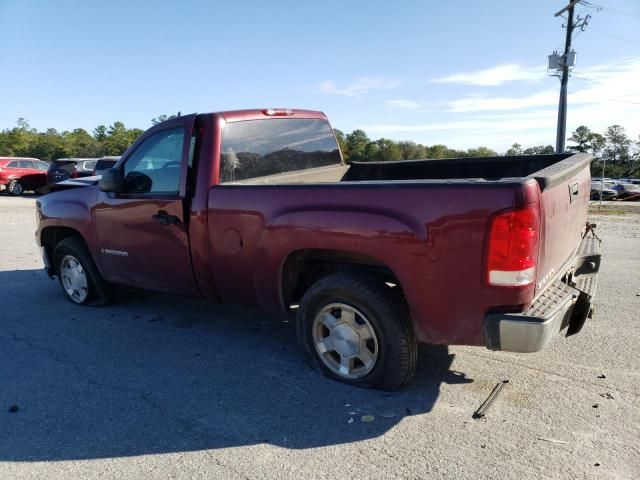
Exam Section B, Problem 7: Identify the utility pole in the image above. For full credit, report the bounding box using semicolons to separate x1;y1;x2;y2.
554;0;579;153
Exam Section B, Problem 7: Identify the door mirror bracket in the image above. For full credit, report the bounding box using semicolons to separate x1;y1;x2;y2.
99;168;124;193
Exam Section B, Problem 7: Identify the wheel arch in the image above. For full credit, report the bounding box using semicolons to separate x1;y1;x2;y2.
40;226;87;275
280;248;404;311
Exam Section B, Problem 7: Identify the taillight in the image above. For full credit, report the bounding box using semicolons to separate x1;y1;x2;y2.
486;205;539;287
71;167;78;178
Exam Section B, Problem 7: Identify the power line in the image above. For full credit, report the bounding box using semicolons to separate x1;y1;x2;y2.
571;75;604;86
604;99;640;105
571;76;640;105
599;10;640;21
588;26;640;45
581;2;640;20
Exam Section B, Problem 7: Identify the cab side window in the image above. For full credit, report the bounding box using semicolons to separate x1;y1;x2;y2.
123;128;185;195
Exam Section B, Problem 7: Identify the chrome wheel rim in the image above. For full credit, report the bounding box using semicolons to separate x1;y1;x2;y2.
312;303;379;379
12;182;23;195
60;255;88;303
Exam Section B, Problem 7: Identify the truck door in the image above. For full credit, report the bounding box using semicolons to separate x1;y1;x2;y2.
93;114;199;296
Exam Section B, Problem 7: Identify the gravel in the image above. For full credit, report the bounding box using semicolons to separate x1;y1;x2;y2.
1;195;639;479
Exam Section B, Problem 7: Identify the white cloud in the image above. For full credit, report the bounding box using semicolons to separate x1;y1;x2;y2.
359;100;639;150
446;90;558;112
319;77;401;97
444;57;640;113
385;98;421;109
432;64;544;86
350;57;639;151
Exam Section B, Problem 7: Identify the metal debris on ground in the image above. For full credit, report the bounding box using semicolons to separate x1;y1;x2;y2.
599;392;614;399
347;417;354;424
537;437;568;444
592;404;599;408
597;374;606;379
472;379;509;419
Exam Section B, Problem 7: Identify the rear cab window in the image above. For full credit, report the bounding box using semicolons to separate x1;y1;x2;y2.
220;118;343;184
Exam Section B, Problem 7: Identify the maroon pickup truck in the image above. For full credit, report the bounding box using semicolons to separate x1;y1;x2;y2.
36;109;601;390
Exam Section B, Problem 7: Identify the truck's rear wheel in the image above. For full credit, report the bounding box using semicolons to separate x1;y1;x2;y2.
297;272;417;390
54;236;114;306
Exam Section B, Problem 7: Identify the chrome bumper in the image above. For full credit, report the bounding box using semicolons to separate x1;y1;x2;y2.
484;234;600;353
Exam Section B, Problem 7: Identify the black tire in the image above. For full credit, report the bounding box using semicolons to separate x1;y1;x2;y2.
54;236;115;306
297;272;417;391
8;179;24;196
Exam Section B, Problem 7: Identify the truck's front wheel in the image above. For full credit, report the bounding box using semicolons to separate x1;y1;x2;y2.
297;273;417;390
54;236;115;306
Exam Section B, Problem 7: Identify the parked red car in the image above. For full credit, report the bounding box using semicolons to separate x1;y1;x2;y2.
0;157;49;195
36;110;601;390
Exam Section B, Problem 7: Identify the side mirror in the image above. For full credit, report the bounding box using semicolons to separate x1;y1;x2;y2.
99;168;124;193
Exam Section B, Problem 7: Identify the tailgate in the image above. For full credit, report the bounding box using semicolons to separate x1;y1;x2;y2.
533;153;592;295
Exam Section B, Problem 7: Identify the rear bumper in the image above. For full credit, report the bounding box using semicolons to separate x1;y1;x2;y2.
484;234;600;353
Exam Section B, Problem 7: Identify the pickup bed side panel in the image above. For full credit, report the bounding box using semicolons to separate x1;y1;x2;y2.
207;184;536;345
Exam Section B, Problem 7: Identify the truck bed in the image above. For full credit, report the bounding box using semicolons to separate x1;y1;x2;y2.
210;152;592;345
231;153;591;194
343;153;589;191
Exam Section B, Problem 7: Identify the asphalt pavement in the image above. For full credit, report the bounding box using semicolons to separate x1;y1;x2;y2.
1;195;639;479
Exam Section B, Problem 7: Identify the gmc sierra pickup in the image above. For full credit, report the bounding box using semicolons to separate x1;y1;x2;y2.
36;109;601;390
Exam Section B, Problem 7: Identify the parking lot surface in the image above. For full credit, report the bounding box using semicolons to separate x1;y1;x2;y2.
1;195;639;479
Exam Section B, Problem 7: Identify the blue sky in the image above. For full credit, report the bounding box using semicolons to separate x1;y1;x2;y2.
1;0;638;151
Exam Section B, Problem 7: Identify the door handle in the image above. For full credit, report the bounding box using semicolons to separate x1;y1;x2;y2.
569;182;579;203
152;210;180;225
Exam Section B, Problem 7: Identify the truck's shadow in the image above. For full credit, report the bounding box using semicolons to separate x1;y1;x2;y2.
0;269;472;461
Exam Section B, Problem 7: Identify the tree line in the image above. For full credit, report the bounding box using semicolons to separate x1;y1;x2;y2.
0;118;144;160
334;129;503;163
335;124;638;177
1;117;638;177
565;125;639;178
